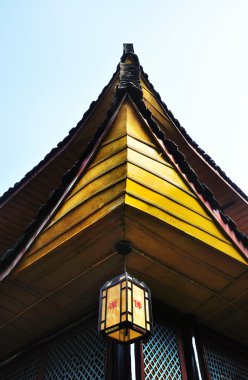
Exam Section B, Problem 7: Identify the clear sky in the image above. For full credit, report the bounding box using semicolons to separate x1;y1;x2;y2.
1;0;248;198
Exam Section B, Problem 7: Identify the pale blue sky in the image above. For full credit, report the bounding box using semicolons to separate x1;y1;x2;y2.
1;0;248;197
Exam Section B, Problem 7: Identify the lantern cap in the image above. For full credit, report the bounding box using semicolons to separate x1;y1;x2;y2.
100;271;150;292
116;240;132;256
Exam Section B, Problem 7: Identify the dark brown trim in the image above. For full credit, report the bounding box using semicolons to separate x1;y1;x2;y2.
0;309;98;369
105;341;145;380
201;345;212;380
105;342;132;380
180;315;199;380
177;330;188;380
134;343;145;380
199;324;248;358
36;349;48;380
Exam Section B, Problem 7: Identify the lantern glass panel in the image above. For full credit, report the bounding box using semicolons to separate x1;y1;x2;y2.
133;284;146;329
101;298;106;321
121;288;126;312
145;299;150;322
106;284;120;328
128;289;132;313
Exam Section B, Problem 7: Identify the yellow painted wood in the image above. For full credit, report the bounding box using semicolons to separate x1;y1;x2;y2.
124;215;232;290
127;162;207;218
29;182;125;254
122;102;246;264
17;197;124;272
20;103;131;269
141;78;167;117
125;207;246;278
127;134;168;166
21;98;246;273
140;77;175;134
123;101;156;147
125;193;246;264
50;164;126;226
89;136;127;168
128;147;192;194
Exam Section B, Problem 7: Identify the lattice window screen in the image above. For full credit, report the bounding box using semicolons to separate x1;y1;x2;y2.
143;322;183;380
44;324;105;380
204;342;248;380
0;353;39;380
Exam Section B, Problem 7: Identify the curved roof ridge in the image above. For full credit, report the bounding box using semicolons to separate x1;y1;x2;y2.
0;67;120;207
116;84;248;256
140;66;248;202
0;90;128;280
1;44;247;281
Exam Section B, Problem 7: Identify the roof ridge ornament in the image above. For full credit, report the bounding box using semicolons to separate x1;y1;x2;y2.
119;43;141;90
123;43;134;54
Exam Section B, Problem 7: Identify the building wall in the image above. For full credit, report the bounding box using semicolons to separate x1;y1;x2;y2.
1;313;248;380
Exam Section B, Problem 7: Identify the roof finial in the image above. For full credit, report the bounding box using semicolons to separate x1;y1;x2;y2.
123;43;134;54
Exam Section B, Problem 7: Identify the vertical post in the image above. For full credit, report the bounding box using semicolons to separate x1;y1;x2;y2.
36;349;48;380
105;342;145;380
134;343;145;380
181;314;209;380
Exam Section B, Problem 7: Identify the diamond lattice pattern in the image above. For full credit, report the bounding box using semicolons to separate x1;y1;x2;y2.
143;322;183;380
44;324;105;380
0;354;39;380
204;343;248;380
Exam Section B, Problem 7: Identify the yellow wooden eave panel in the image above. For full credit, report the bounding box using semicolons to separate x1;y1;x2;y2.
140;77;174;133
140;78;166;116
49;165;127;226
17;98;247;274
123;101;246;265
16;197;125;272
127;162;211;220
125;193;246;264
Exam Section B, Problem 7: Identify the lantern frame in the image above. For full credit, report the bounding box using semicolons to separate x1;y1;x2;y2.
98;272;153;344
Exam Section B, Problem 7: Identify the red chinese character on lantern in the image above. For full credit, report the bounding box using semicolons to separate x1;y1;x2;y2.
108;300;117;310
134;300;142;309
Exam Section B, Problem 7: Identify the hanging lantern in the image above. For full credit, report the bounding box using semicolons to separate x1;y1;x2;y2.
98;271;152;344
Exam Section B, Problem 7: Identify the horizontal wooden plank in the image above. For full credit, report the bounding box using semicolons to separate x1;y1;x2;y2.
127;134;171;166
18;196;124;271
125;208;246;278
90;135;127;168
125;195;247;264
127;253;212;304
69;149;127;198
125;216;232;291
128;148;192;194
51;165;126;225
47;255;120;310
127;163;209;219
26;228;124;295
126;179;236;246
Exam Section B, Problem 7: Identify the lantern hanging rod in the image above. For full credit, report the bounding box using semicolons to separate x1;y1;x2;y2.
116;240;132;273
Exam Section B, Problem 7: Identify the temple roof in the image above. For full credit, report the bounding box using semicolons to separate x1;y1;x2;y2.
1;44;248;359
1;44;248;280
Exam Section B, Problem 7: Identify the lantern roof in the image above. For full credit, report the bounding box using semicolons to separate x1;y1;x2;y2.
1;44;248;360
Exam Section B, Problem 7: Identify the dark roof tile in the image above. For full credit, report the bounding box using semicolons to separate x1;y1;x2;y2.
140;65;248;202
